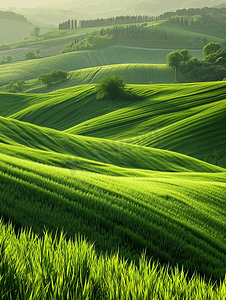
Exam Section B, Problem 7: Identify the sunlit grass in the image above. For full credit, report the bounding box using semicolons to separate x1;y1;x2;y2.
0;80;226;296
0;220;225;300
0;46;202;86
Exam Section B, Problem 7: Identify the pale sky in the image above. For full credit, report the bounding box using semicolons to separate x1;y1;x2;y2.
0;0;59;8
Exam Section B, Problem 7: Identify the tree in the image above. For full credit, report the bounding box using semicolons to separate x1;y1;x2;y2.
179;49;191;63
35;48;41;57
30;27;40;37
213;150;221;166
24;52;36;59
166;50;183;81
203;42;221;56
38;70;68;86
5;55;13;63
95;75;126;100
16;80;25;87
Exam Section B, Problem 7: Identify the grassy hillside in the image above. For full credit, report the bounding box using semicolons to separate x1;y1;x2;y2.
0;19;35;44
0;64;175;94
1;81;225;167
1;114;223;173
0;146;225;283
0;80;225;297
0;46;203;86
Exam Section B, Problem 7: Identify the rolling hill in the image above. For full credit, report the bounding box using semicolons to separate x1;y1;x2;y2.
0;77;225;298
1;81;225;167
0;19;35;45
0;64;175;94
0;46;203;86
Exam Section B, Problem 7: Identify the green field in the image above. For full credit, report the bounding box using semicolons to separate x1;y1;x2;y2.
0;80;226;298
3;81;222;166
0;64;175;94
0;46;203;86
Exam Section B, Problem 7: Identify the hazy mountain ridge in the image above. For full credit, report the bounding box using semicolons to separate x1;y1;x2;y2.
44;0;226;17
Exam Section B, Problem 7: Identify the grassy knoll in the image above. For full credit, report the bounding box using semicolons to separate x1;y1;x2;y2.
0;220;226;300
0;47;203;86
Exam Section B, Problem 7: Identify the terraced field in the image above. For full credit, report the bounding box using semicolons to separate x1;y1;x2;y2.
0;46;203;86
0;81;225;298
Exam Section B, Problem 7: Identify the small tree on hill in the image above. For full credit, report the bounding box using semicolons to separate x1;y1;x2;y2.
166;50;183;81
95;75;126;100
6;55;13;63
35;48;41;57
30;27;40;37
213;150;221;166
24;52;36;59
38;70;69;86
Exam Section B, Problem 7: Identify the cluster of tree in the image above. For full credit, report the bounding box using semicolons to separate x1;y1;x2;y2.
24;49;41;60
96;75;126;100
95;75;142;101
38;70;69;85
0;55;13;64
58;19;77;30
100;24;167;41
160;7;226;33
30;27;40;38
166;42;226;82
0;11;27;22
161;7;226;18
61;34;114;53
79;15;160;28
167;15;226;32
0;45;11;51
5;80;25;93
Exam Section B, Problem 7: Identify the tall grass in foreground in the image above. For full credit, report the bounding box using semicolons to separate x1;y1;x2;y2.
0;220;225;300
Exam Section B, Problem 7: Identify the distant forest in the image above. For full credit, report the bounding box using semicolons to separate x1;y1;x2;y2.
0;11;27;23
162;7;226;32
58;15;160;30
58;6;226;32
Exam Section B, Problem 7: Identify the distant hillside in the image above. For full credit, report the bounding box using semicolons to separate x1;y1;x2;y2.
0;11;35;44
0;47;203;86
15;7;91;27
45;0;226;17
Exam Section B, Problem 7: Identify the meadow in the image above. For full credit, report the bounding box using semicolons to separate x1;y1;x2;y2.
0;46;203;86
0;78;226;299
0;18;226;296
1;81;223;166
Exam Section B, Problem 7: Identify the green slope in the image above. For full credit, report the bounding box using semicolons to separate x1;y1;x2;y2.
0;151;225;282
1;81;225;167
0;80;226;289
65;82;226;167
1;115;223;173
4;64;174;94
0;46;203;86
0;19;35;44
